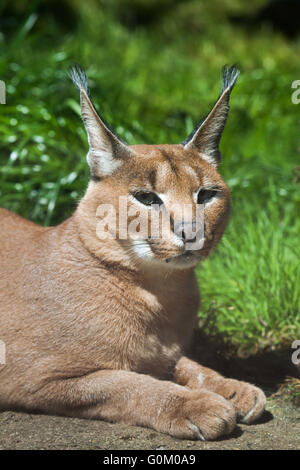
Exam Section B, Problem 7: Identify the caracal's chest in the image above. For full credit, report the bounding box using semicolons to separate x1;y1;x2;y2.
39;266;200;379
96;271;200;377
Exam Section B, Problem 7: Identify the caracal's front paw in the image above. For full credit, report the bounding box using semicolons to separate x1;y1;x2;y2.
213;378;266;424
158;389;237;441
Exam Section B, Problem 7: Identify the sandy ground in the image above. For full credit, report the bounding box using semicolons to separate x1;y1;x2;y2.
0;396;299;450
0;338;299;450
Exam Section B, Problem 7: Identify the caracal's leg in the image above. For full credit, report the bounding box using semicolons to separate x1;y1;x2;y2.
24;368;236;440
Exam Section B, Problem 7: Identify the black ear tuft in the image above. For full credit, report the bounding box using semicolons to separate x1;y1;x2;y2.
68;64;89;95
221;65;240;94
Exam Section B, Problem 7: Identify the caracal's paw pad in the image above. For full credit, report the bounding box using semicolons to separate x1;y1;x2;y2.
218;379;266;424
162;389;237;441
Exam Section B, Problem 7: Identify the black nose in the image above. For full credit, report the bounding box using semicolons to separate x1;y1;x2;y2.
175;222;198;243
180;228;196;243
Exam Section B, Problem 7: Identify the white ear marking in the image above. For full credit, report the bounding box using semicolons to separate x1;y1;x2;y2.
80;89;133;177
86;150;122;176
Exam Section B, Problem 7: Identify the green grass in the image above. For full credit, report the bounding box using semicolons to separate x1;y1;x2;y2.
0;0;299;353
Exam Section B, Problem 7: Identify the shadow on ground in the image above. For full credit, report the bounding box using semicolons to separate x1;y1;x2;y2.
190;329;300;395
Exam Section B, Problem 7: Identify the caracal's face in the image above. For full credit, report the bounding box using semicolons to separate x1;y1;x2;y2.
91;144;230;270
69;65;238;269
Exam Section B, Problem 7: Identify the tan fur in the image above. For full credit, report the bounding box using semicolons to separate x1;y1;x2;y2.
0;68;266;440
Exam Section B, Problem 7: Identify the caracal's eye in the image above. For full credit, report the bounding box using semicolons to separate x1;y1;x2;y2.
197;189;218;204
132;191;163;206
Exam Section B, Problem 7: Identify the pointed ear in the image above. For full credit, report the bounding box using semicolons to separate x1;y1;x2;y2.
182;65;240;166
69;65;134;179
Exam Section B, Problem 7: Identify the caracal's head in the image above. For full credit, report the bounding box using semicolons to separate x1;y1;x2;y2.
70;65;239;270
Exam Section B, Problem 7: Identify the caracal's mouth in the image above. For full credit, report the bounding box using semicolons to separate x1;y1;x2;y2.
165;250;204;267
